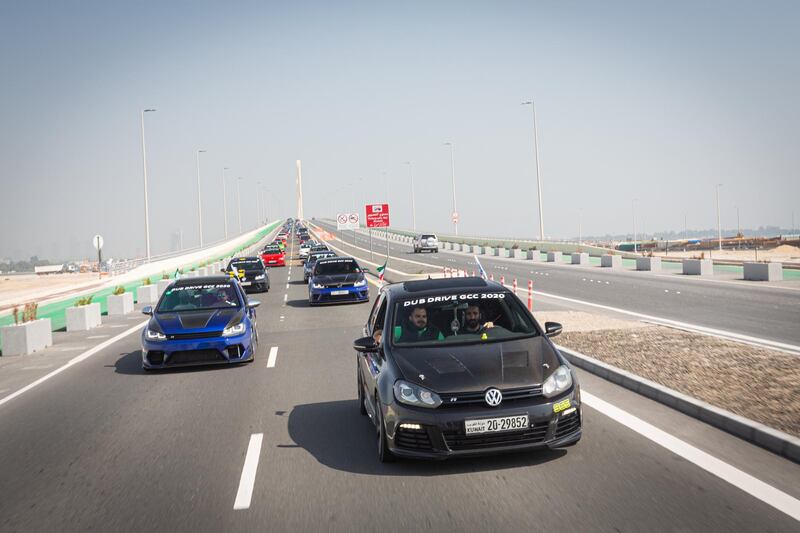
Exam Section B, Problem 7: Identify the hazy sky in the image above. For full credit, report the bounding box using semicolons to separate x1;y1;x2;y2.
1;1;798;261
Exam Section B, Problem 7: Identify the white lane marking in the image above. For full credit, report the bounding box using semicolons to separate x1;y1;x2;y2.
286;283;289;289
87;335;110;339
283;294;288;302
582;391;800;522
108;324;127;328
21;365;53;370
233;433;264;510
267;346;278;368
0;320;148;410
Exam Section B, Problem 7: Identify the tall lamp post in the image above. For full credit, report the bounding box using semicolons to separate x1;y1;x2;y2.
236;177;243;235
140;108;156;261
403;161;417;231
632;198;638;253
443;142;459;234
715;183;723;251
256;180;262;226
195;149;207;247
222;167;230;239
522;100;545;241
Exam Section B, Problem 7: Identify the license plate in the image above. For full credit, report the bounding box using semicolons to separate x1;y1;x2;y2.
465;414;529;435
241;281;251;286
330;290;349;296
268;260;276;264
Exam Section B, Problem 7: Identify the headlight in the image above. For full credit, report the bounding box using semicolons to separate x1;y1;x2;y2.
255;274;265;280
542;365;573;398
354;279;367;287
312;283;324;289
222;322;246;337
145;328;166;341
393;380;442;409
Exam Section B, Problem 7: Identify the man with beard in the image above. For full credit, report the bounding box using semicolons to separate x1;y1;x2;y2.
389;305;445;343
458;304;495;335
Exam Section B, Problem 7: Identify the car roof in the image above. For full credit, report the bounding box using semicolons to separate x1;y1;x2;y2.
383;277;499;297
173;275;234;286
230;256;262;263
315;256;357;264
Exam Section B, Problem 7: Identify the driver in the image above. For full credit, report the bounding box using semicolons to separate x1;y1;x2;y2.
393;305;445;343
458;304;495;334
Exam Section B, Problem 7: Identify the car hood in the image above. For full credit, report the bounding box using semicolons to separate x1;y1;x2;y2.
153;308;243;335
312;273;363;285
391;336;561;393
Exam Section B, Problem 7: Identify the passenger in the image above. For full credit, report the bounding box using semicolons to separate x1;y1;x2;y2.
458;304;495;335
393;305;444;343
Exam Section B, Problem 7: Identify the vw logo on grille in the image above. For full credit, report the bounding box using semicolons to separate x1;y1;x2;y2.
485;388;503;407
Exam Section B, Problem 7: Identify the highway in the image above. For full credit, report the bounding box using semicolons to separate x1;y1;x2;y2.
0;227;798;532
314;220;800;349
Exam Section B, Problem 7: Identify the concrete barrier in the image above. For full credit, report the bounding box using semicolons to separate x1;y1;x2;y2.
137;285;158;304
571;252;589;265
462;245;472;253
157;279;172;296
547;251;562;263
495;247;509;258
472;246;483;255
66;303;101;332
601;255;622;268
636;257;661;272
187;270;199;277
107;292;134;316
682;259;713;276
743;262;783;281
451;243;461;252
1;318;53;356
512;249;526;259
527;250;542;261
443;242;452;250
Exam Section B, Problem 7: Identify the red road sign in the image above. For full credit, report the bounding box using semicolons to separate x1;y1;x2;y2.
365;203;390;228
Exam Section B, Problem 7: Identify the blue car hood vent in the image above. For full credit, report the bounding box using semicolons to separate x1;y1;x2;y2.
156;308;241;334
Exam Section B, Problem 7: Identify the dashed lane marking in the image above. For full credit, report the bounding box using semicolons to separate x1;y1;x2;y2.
233;433;264;510
267;346;278;368
87;335;110;339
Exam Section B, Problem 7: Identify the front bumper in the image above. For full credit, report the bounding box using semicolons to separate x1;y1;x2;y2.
141;329;254;369
263;258;285;267
382;388;581;459
241;280;269;292
308;285;369;304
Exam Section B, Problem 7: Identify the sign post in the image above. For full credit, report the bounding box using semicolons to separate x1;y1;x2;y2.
93;234;104;279
366;204;391;274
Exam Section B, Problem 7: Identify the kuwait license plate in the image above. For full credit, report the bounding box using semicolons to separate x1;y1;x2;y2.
464;414;529;435
269;260;276;264
240;281;251;286
330;290;349;296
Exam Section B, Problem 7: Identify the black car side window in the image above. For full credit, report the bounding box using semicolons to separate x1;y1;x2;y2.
369;294;387;334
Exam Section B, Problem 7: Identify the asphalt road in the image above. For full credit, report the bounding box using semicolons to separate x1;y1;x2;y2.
1;230;798;532
315;221;800;348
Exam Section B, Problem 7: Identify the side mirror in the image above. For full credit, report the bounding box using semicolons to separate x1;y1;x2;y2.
247;300;261;308
142;306;153;316
544;322;562;338
353;336;378;353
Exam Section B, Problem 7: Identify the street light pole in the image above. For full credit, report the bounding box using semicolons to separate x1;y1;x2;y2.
195;149;207;247
715;183;723;251
140;109;156;261
444;142;458;234
735;205;740;237
403;161;417;231
256;180;262;227
236;177;243;235
632;199;638;253
522;100;545;241
222;167;230;239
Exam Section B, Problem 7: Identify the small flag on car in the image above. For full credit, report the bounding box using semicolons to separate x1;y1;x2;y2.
474;256;488;280
174;268;181;280
377;260;387;281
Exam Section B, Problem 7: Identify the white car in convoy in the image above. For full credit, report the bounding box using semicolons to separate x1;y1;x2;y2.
413;234;439;253
299;242;313;258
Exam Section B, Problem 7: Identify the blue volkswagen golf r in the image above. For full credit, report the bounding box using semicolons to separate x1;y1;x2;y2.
140;276;260;370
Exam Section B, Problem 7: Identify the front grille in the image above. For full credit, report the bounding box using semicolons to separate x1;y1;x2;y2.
439;386;543;408
324;283;354;289
147;351;165;365
554;411;581;440
395;426;434;451
443;425;548;451
166;349;225;365
167;331;222;340
226;345;245;359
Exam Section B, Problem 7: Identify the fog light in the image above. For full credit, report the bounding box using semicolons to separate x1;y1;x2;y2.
399;423;422;430
561;407;577;416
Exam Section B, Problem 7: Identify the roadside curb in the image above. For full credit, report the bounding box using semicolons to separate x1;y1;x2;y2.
556;344;800;463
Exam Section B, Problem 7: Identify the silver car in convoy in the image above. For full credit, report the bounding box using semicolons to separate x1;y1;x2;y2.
413;234;439;253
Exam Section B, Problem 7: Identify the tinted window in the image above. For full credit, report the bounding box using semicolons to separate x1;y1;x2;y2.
230;260;264;273
391;290;537;346
158;283;241;312
314;260;361;275
421;234;436;239
263;246;282;254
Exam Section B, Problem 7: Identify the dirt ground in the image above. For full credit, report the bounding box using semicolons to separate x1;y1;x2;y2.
537;311;800;437
652;244;800;263
0;273;103;310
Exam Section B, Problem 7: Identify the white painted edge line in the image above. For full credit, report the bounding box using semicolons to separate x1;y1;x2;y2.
267;346;278;368
318;224;800;355
0;319;148;409
233;433;264;510
582;391;800;522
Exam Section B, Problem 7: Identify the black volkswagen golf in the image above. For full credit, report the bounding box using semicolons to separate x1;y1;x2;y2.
353;277;581;462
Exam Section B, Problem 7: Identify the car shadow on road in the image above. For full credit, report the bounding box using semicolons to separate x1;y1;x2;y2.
286;299;311;308
287;399;566;476
112;350;247;375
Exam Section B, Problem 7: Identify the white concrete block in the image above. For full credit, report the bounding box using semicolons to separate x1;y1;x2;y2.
547;251;562;262
107;292;134;315
66;303;101;332
601;255;622;268
1;319;53;356
571;252;589;265
682;259;713;276
636;257;661;272
527;250;542;261
157;279;171;296
137;285;158;304
512;249;526;259
743;262;783;281
495;248;509;258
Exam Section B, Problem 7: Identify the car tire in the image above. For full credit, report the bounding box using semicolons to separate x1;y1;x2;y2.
375;397;395;463
357;370;367;416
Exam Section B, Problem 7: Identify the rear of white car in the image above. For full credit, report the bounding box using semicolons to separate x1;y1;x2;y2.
413;234;439;253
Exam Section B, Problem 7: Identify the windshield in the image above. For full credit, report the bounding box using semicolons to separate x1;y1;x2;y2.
314;259;361;275
391;291;537;346
421;234;437;240
230;260;264;273
157;283;241;312
263;246;282;254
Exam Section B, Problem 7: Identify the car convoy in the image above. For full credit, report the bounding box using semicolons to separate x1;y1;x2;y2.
139;218;581;461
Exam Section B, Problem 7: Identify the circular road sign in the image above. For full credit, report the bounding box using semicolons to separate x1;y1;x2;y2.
348;213;359;224
92;235;104;250
337;214;348;225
